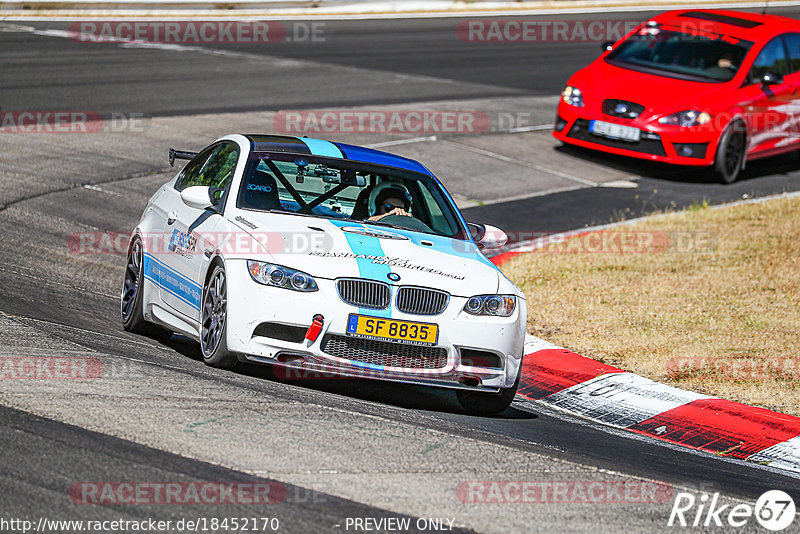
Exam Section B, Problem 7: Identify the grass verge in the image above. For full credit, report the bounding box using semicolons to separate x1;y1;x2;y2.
503;195;800;416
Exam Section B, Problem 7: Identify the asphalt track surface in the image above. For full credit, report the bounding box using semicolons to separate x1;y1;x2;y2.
2;8;800;533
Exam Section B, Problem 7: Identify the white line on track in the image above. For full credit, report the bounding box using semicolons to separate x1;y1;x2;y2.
441;138;598;187
2;23;468;90
83;184;123;197
0;266;118;300
508;124;553;133
1;312;168;350
365;135;438;148
5;1;800;21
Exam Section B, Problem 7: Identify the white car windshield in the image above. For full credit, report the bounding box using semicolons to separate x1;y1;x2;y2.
236;153;468;240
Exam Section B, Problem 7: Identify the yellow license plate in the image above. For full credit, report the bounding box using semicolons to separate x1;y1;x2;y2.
346;314;439;346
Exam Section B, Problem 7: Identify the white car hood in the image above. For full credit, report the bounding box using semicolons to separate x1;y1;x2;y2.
230;210;501;296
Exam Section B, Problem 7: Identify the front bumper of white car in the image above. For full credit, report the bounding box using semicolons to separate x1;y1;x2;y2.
224;259;525;392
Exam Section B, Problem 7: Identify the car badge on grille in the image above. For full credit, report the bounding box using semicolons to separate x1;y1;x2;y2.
387;272;401;281
340;226;408;240
614;103;629;115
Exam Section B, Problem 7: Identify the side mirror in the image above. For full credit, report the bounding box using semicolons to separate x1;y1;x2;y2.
467;222;486;242
180;186;214;210
601;40;615;52
761;72;783;85
468;223;508;250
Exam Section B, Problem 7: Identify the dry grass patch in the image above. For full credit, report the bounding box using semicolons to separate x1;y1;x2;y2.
503;195;800;415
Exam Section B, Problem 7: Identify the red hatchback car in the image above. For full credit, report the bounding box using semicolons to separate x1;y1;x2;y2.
553;9;800;183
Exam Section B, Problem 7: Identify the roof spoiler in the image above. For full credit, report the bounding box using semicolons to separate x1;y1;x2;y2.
169;148;197;167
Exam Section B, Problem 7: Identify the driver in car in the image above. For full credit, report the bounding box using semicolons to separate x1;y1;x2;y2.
367;182;413;221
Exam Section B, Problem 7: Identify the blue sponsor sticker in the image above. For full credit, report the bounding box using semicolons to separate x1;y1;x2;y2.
167;229;197;256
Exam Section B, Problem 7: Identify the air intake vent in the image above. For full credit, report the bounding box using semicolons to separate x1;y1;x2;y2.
396;287;449;316
602;99;645;119
253;322;306;343
460;348;503;369
336;278;391;309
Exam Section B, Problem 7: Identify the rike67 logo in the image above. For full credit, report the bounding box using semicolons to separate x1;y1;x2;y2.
668;490;796;531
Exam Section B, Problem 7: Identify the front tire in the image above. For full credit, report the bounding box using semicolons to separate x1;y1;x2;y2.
456;364;521;416
201;265;237;369
714;121;746;184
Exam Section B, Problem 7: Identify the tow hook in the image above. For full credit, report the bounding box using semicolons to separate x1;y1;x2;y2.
305;314;324;342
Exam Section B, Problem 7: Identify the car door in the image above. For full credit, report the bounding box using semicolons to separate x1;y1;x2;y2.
779;32;800;147
145;145;214;312
156;142;240;321
739;36;793;154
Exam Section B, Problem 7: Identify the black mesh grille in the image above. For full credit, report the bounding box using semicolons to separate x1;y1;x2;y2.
567;119;666;156
396;287;449;315
336;279;391;309
321;334;448;369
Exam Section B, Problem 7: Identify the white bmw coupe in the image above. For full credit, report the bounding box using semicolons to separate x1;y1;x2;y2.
121;134;526;414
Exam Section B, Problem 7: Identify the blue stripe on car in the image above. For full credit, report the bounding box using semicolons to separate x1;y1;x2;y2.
351;361;384;371
363;225;497;269
142;253;202;310
334;142;430;174
299;138;344;158
328;220;392;318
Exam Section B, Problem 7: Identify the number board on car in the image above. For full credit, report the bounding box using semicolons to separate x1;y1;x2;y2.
346;314;439;346
589;120;641;142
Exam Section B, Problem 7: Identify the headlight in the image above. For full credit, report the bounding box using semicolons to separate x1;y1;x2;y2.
658;111;711;127
562;86;584;107
247;260;318;292
463;295;516;317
